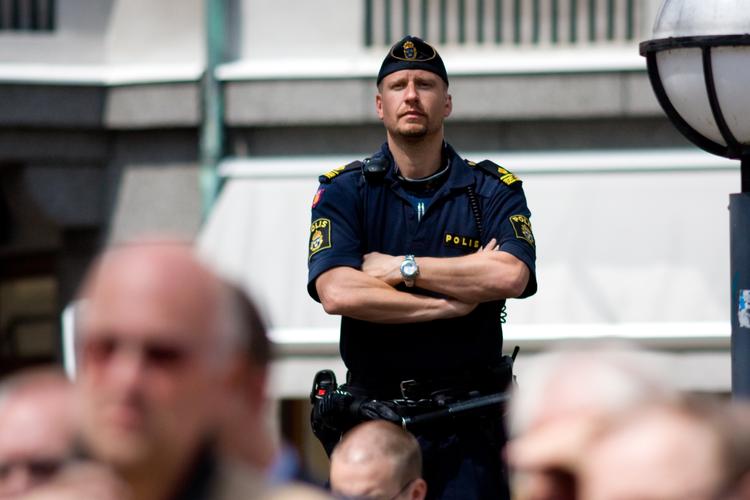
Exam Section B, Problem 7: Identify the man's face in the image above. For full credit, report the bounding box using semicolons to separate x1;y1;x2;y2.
76;253;229;472
376;69;451;141
0;384;73;498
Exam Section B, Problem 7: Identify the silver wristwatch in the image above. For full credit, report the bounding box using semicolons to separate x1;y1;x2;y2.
400;254;419;287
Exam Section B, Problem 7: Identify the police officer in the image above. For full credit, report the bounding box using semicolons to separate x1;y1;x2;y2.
307;35;537;500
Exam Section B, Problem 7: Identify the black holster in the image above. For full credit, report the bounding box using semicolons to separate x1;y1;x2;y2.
309;370;363;456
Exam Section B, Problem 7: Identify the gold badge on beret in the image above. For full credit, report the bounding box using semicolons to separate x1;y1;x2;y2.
403;41;417;60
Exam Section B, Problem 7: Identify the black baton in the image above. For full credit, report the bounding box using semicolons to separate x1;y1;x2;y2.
401;391;511;429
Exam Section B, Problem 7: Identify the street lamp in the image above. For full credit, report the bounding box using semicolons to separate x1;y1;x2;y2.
640;0;750;398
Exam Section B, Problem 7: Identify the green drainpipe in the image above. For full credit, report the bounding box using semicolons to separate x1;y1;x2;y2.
199;0;225;221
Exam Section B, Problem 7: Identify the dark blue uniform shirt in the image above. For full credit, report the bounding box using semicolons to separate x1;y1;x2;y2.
307;142;536;390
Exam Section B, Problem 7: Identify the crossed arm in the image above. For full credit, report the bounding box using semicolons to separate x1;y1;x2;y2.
315;239;530;324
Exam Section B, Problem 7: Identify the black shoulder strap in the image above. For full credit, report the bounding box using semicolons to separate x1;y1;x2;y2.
467;159;523;188
318;161;363;184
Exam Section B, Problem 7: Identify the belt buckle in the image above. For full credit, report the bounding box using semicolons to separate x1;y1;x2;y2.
400;379;417;399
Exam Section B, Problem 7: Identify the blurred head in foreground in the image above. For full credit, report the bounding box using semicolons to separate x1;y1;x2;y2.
218;283;278;472
580;396;750;500
330;420;426;500
75;241;244;499
0;369;75;498
507;342;676;500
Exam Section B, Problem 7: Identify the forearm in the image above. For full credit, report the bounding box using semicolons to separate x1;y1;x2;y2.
416;250;530;303
316;266;473;323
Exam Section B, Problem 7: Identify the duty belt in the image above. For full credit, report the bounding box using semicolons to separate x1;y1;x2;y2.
347;369;511;403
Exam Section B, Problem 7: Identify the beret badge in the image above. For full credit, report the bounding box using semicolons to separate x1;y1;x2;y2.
403;40;417;60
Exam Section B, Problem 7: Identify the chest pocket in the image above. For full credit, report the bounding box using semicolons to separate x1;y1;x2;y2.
441;184;485;254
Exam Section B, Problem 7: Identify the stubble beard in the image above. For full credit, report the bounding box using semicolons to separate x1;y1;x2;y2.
392;121;429;141
398;128;427;141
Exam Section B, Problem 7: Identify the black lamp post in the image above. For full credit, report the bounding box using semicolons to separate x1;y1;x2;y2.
640;0;750;398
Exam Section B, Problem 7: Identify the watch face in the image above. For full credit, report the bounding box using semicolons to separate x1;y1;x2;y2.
401;260;418;277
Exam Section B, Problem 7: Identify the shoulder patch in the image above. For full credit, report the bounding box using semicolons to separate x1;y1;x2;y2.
309;218;332;258
509;214;535;247
467;159;522;188
318;161;362;184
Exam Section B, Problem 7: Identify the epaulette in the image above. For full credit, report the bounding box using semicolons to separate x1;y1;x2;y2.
318;161;363;184
466;159;522;188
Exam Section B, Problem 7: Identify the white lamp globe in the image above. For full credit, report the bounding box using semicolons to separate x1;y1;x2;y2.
641;0;750;155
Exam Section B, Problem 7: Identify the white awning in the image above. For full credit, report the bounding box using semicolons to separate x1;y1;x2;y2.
197;148;737;394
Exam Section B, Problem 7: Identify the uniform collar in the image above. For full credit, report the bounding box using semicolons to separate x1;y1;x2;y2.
380;142;474;190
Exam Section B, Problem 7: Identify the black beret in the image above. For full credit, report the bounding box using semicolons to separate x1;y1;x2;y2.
376;35;448;86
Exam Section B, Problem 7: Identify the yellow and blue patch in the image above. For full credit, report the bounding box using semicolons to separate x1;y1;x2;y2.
509;214;534;246
309;218;332;258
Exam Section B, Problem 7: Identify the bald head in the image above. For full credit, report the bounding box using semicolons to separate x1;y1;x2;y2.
330;421;425;500
580;397;741;500
80;242;238;353
75;241;243;484
510;344;673;437
0;369;74;498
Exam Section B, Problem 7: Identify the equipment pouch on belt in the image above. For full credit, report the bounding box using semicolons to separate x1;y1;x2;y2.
309;370;364;455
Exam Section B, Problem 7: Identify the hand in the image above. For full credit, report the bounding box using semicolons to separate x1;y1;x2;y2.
362;252;402;286
478;238;499;252
359;400;402;424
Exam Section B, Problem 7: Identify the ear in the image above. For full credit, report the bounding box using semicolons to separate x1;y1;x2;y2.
246;366;268;407
411;478;428;500
444;93;452;118
375;93;384;121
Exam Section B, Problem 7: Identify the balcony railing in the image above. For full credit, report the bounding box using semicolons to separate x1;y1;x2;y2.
364;0;642;48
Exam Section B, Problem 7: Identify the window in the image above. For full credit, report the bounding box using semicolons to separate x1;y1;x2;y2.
0;0;55;32
364;0;640;48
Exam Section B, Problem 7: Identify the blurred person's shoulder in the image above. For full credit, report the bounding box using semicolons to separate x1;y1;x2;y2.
261;484;333;500
210;457;268;499
211;458;331;500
